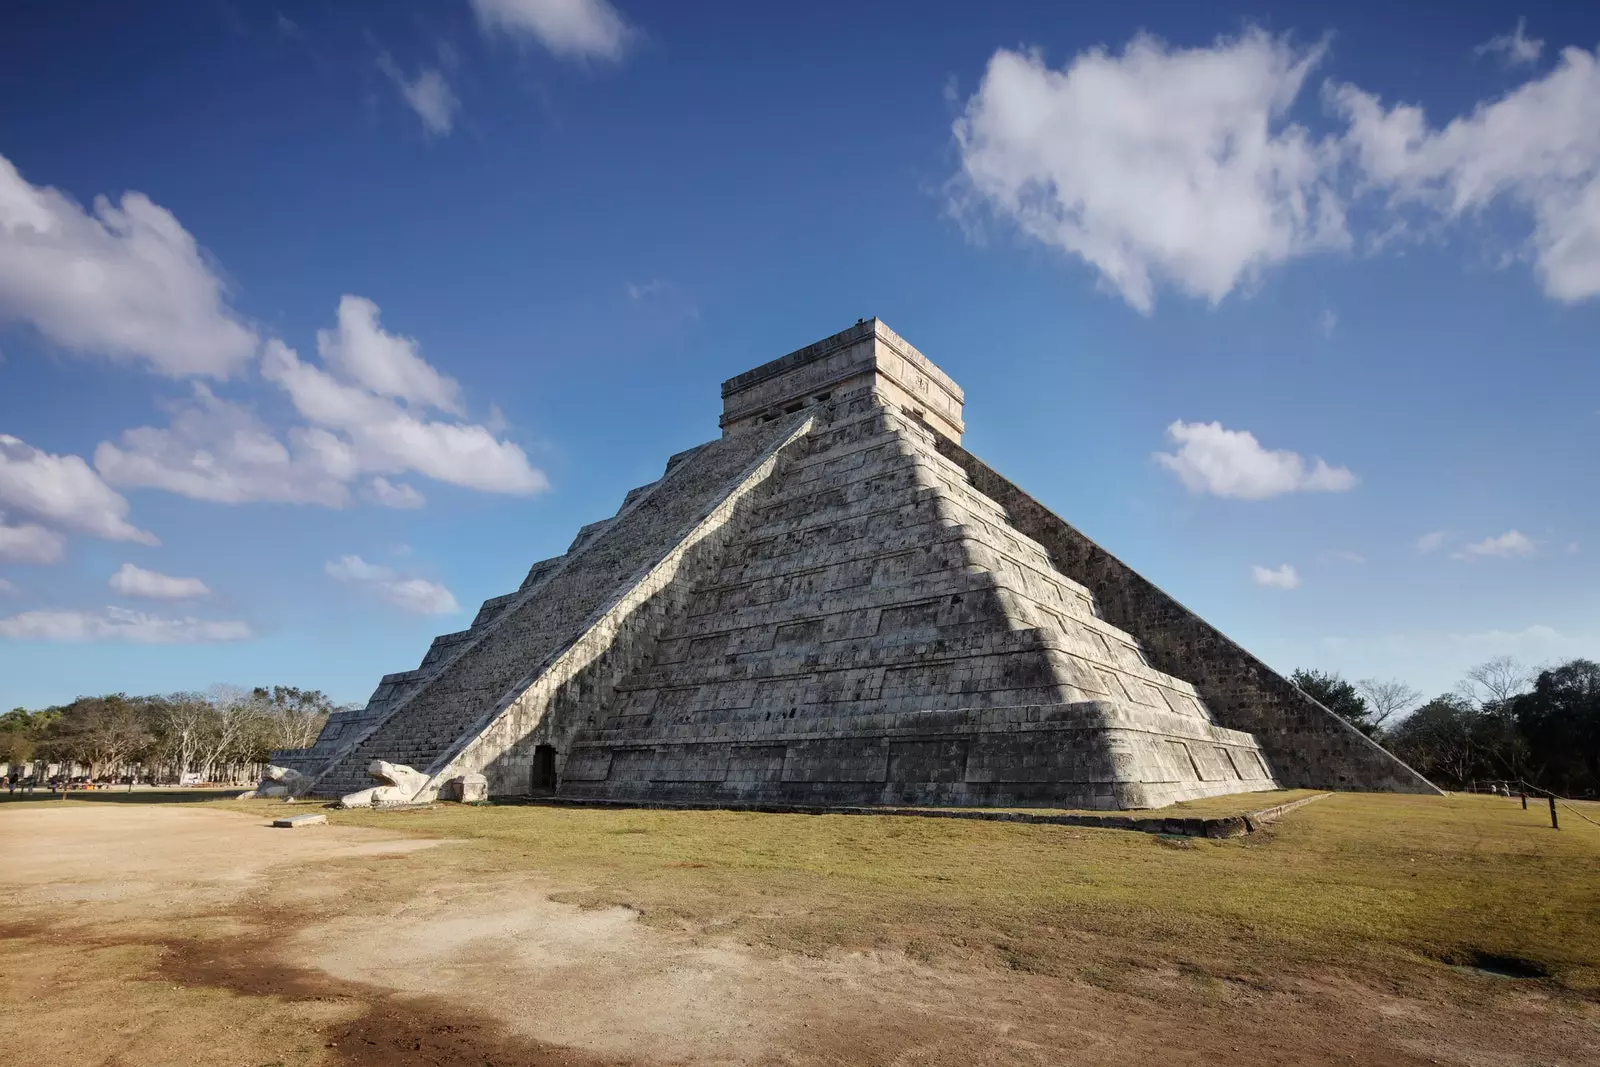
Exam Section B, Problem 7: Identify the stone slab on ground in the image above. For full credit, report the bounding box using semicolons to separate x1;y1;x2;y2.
271;813;327;828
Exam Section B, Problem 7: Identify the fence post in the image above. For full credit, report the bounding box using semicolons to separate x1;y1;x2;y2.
1549;796;1559;830
1520;792;1527;809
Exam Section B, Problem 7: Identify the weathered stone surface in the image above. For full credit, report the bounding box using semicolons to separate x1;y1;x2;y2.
276;319;1437;808
338;760;428;808
440;773;488;803
271;813;327;828
239;764;313;799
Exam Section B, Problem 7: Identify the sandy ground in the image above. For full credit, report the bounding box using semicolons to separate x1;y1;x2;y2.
2;803;1595;1067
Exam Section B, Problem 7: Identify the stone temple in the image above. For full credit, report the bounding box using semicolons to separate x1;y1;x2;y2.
275;320;1437;809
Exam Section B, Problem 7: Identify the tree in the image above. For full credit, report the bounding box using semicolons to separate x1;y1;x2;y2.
253;685;335;752
1457;656;1537;779
1291;669;1375;735
154;692;214;779
1388;694;1486;787
1511;659;1600;797
194;685;267;781
1459;656;1534;715
1356;678;1422;734
42;695;153;777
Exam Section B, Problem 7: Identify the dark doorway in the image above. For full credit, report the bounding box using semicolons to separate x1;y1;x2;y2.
532;744;557;792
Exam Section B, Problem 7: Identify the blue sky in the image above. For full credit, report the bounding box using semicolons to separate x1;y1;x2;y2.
1;0;1595;711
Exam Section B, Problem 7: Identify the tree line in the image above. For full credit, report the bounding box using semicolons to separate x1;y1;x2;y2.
0;686;341;784
1292;656;1600;798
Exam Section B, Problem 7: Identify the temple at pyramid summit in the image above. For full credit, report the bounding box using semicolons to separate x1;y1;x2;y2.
273;319;1439;809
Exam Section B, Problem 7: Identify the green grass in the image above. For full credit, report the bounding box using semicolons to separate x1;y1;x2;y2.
213;790;1600;996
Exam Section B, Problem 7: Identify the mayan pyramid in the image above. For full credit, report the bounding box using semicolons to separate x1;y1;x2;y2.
276;319;1437;808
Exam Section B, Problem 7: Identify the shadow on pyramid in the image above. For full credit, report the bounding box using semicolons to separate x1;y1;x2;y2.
277;320;1438;810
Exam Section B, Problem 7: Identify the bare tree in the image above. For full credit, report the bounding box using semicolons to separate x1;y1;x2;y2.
196;685;267;782
157;693;214;780
253;686;335;752
1459;656;1535;711
1356;678;1422;731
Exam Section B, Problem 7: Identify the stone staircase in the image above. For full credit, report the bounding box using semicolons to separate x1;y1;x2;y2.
308;416;806;797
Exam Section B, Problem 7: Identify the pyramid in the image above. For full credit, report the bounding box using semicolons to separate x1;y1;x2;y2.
277;320;1438;809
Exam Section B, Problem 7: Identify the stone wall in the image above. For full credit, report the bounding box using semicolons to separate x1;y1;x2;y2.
933;439;1440;795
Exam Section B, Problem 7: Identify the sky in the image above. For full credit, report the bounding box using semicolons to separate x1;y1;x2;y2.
0;0;1595;711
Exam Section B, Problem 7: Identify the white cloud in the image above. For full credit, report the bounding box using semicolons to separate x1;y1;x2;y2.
317;295;462;413
471;0;633;61
953;28;1600;307
1415;530;1449;553
1154;420;1357;499
96;299;547;506
379;59;460;137
1476;19;1544;67
0;151;257;377
262;335;546;495
0;522;64;564
0;578;13;594
951;30;1347;312
95;385;353;506
1331;45;1600;302
0;605;251;643
1252;563;1302;589
364;476;425;509
0;434;156;546
1323;550;1365;564
1318;308;1338;337
1452;529;1536;559
109;562;210;600
326;554;459;615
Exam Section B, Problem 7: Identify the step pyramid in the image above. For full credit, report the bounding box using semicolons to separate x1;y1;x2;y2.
277;319;1438;808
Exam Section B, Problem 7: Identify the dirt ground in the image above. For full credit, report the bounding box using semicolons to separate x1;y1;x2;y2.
2;801;1597;1066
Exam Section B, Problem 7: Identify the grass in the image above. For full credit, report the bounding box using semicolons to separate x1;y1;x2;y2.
214;790;1600;997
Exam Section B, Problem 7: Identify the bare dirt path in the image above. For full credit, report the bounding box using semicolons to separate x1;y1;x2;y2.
2;803;1595;1066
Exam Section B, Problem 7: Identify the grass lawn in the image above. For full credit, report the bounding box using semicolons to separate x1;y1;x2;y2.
219;790;1600;996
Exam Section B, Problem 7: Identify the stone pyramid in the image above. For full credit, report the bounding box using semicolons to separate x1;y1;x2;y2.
277;320;1437;808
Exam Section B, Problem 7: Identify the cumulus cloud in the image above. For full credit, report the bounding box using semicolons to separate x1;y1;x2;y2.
317;295;463;413
95;385;353;506
1154;420;1357;499
1476;19;1544;67
325;554;459;615
96;299;547;506
0;434;156;549
952;30;1347;312
953;27;1600;308
1331;44;1600;302
1452;529;1536;559
0;151;257;377
0;605;251;643
0;522;64;564
379;59;460;137
109;562;210;600
262;336;546;495
472;0;633;60
1252;563;1302;589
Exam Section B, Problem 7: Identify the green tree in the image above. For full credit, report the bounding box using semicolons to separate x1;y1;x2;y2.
1512;659;1600;797
1387;694;1486;787
1291;668;1375;735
